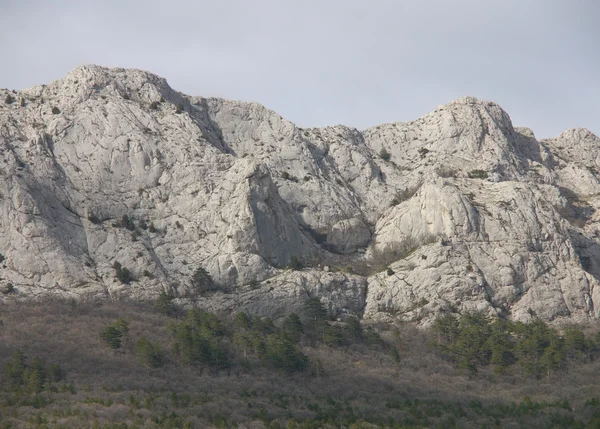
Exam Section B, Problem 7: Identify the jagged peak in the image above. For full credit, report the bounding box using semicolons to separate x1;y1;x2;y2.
554;127;599;141
18;65;177;105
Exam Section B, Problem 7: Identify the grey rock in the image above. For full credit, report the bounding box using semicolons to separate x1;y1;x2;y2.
1;65;599;326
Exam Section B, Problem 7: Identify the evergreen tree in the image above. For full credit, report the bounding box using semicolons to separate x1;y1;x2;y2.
155;292;176;316
304;298;328;327
487;318;516;373
563;326;587;361
27;357;45;393
191;267;216;293
282;313;303;343
263;334;308;373
135;337;164;368
3;349;27;389
323;325;345;347
171;309;230;370
345;316;363;341
234;312;252;330
100;318;129;349
47;363;62;383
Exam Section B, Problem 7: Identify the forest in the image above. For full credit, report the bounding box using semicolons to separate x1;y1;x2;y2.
1;295;600;428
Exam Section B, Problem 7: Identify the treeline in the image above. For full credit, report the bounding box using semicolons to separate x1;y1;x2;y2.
431;312;600;377
99;296;385;375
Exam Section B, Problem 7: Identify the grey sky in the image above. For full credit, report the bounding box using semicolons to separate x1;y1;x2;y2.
1;0;598;138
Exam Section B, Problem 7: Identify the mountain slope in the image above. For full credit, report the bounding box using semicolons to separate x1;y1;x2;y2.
0;65;599;325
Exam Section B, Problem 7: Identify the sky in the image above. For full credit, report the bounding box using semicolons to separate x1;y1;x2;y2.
0;0;598;138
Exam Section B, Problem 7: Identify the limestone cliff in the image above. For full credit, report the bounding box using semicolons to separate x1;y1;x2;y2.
1;65;598;325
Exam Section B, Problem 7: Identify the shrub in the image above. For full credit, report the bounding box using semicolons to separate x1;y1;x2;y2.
468;169;488;179
370;233;437;272
2;283;14;294
288;256;303;271
5;94;15;104
175;103;183;114
0;253;4;263
87;213;101;224
121;214;135;231
391;183;421;206
51;106;61;115
379;148;391;161
149;101;159;110
436;166;459;178
418;148;429;158
113;261;133;284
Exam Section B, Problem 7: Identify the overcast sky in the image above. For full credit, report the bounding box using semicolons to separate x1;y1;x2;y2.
1;0;598;138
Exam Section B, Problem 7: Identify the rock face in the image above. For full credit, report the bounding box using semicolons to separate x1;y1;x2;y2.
1;66;599;325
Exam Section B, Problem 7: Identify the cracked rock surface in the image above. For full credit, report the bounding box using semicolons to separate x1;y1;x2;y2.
1;66;599;325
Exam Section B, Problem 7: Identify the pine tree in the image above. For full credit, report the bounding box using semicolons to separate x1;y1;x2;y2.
27;357;45;393
100;319;129;349
191;267;216;293
487;318;515;374
563;326;587;361
135;337;164;368
234;312;252;330
155;292;176;316
304;298;328;326
3;349;27;389
47;363;62;383
282;313;303;343
345;316;363;341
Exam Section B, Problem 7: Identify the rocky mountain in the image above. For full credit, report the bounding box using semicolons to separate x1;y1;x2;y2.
1;65;599;325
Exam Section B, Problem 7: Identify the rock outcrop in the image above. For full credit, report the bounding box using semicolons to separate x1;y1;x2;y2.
1;65;599;325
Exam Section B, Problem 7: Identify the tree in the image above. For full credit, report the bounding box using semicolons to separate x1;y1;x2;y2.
345;316;362;341
27;357;45;393
282;313;303;343
191;267;216;293
3;349;27;389
304;298;328;326
263;334;308;373
135;337;164;368
100;318;129;349
155;292;176;316
487;318;516;374
323;325;345;347
171;309;230;370
47;363;62;383
563;326;587;361
234;312;252;330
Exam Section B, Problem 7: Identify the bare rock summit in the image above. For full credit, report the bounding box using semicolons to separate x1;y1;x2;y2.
1;65;599;326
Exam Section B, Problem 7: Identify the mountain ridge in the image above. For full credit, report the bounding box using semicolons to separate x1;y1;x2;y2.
1;64;600;326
